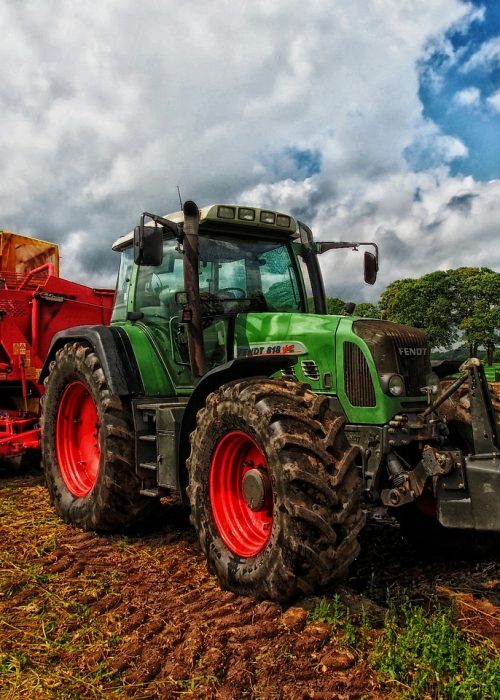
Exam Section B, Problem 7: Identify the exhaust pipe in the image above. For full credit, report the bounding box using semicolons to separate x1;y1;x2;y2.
182;201;205;379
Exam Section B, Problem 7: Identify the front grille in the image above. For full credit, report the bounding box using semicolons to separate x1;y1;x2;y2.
353;320;431;397
344;342;376;406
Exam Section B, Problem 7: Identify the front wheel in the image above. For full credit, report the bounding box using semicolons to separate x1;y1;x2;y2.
42;342;158;531
187;378;364;602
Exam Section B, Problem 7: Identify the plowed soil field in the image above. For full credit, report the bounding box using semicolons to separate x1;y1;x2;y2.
1;469;499;699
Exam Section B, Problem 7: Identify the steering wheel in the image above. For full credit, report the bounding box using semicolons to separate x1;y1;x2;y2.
218;287;246;299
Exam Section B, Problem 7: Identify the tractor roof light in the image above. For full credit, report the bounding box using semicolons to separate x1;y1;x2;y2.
238;208;255;221
217;206;236;220
260;211;276;224
276;214;291;228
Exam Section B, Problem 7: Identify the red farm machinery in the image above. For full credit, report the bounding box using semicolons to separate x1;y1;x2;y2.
0;230;113;466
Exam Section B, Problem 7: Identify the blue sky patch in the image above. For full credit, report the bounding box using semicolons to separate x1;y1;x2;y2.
265;147;322;181
417;0;500;181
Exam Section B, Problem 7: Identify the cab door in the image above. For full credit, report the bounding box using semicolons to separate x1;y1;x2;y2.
133;238;194;390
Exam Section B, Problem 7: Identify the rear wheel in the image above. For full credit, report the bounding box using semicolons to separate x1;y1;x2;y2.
42;342;158;531
187;378;364;602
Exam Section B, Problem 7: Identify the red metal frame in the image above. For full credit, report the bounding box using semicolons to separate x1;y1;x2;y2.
0;264;113;461
0;409;39;458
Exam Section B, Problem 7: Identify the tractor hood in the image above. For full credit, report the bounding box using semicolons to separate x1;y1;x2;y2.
233;313;431;424
234;312;342;387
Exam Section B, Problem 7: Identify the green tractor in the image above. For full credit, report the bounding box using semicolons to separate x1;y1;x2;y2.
41;201;500;602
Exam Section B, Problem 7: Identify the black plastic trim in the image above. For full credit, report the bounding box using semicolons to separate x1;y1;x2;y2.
110;326;144;394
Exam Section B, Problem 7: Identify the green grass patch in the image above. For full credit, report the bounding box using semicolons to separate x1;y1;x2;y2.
309;593;499;698
372;600;500;699
308;595;370;649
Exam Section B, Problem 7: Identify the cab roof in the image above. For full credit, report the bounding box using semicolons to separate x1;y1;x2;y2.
112;204;298;251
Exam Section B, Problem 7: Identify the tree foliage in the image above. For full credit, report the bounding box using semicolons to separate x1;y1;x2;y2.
308;297;350;314
326;297;347;315
354;302;381;318
379;267;500;359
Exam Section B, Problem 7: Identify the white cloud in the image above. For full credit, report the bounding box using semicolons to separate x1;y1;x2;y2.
418;4;486;93
461;35;500;72
486;89;500;112
452;3;486;34
0;0;495;302
454;86;481;106
242;170;500;301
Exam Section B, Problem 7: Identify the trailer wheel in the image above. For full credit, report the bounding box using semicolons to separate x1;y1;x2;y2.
187;377;364;602
42;342;158;531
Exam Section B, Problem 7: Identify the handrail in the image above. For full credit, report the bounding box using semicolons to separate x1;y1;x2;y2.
18;263;55;291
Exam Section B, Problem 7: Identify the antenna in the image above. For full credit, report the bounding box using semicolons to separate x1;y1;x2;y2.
177;186;183;209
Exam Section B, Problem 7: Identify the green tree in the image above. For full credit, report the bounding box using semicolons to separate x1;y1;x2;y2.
379;267;500;359
326;297;346;314
379;271;456;349
354;302;381;318
447;267;500;363
307;296;347;314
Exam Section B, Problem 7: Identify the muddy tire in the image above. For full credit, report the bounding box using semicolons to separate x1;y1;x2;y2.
42;342;158;531
187;377;364;603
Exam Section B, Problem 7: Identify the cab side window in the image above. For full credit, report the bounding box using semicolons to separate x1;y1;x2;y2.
134;239;184;320
111;248;134;322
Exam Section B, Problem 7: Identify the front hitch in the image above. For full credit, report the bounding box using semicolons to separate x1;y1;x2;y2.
384;359;500;531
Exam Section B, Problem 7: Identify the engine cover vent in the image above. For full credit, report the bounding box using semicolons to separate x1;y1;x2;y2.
344;342;376;407
301;360;320;381
281;366;296;381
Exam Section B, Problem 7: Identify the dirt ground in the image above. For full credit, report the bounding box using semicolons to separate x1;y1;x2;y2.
1;468;499;700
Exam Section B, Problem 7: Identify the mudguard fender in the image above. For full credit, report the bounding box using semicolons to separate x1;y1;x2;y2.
39;325;143;396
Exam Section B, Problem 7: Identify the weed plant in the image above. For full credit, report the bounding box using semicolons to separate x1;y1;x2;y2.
309;591;499;699
372;599;500;699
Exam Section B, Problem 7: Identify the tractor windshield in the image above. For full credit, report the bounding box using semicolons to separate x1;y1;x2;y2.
132;234;306;319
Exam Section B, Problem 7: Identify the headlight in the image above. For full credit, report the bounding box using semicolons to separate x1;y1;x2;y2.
388;374;405;396
425;372;440;396
379;373;406;397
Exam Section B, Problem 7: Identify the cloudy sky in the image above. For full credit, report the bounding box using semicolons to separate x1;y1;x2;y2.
1;0;499;302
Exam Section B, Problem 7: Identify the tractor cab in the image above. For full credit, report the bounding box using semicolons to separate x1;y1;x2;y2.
111;202;376;387
112;205;310;382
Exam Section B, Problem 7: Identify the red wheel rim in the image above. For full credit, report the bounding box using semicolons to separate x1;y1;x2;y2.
209;431;273;557
56;381;100;497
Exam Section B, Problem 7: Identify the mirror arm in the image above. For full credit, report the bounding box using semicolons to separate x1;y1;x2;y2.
317;240;378;269
141;212;180;239
318;240;378;256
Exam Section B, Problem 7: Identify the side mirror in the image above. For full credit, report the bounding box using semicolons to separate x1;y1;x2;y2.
364;251;378;285
134;223;163;266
